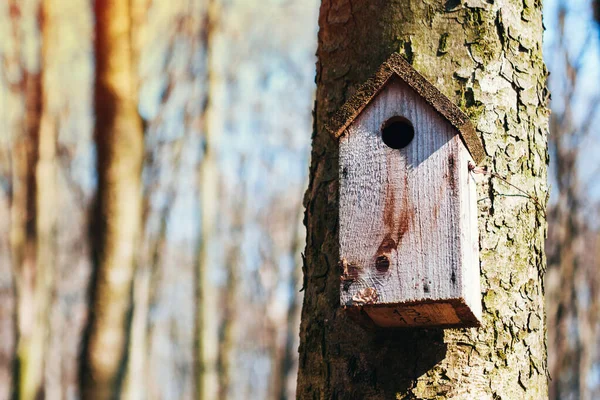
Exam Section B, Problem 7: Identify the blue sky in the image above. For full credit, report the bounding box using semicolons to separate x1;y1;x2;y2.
544;0;600;203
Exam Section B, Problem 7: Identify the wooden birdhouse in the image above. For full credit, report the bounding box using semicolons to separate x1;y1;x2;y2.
329;53;485;328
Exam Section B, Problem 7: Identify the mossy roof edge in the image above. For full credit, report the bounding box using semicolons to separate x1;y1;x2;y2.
326;52;486;164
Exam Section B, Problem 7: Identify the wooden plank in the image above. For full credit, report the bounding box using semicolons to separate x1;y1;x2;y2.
458;134;482;322
338;77;481;327
365;303;460;327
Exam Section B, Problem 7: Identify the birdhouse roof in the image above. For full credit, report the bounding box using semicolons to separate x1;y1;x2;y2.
326;53;485;164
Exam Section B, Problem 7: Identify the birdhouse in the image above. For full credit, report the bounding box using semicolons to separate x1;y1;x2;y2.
329;53;485;328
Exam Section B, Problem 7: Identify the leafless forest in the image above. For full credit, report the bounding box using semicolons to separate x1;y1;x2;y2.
1;0;316;398
546;0;600;399
0;0;599;399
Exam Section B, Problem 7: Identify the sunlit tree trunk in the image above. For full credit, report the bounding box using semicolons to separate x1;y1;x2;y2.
297;1;549;398
1;1;95;399
203;1;317;399
121;0;211;399
1;1;43;398
38;1;95;399
80;0;144;398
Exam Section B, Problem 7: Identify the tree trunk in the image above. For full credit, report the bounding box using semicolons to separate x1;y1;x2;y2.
80;0;144;398
201;0;317;399
121;1;210;399
1;1;43;398
38;1;95;398
1;1;95;399
297;1;549;399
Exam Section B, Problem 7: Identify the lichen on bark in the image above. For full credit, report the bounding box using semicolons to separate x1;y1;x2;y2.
297;0;549;399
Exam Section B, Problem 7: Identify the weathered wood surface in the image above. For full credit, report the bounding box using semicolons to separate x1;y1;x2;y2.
338;78;481;327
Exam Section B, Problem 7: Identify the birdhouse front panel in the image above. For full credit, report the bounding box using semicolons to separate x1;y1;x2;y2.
338;76;481;328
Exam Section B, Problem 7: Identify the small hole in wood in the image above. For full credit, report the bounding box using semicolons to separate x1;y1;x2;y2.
375;255;390;272
381;116;414;149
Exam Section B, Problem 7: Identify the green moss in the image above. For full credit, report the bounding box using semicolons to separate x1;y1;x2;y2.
497;348;507;361
484;290;499;309
457;86;484;122
463;8;502;63
437;33;450;55
464;7;486;35
397;37;414;64
522;0;534;21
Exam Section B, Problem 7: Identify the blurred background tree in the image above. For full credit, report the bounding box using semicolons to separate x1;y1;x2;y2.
1;0;600;399
545;0;600;399
0;0;316;398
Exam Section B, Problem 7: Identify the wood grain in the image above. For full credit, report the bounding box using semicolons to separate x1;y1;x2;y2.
338;77;481;327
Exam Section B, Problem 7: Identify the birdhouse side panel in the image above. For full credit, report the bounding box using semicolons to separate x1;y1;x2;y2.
339;79;474;323
457;142;482;322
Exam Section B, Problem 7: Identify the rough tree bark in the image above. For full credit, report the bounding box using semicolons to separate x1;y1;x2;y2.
297;0;549;399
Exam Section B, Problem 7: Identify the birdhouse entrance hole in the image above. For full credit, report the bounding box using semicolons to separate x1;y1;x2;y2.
381;116;414;149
